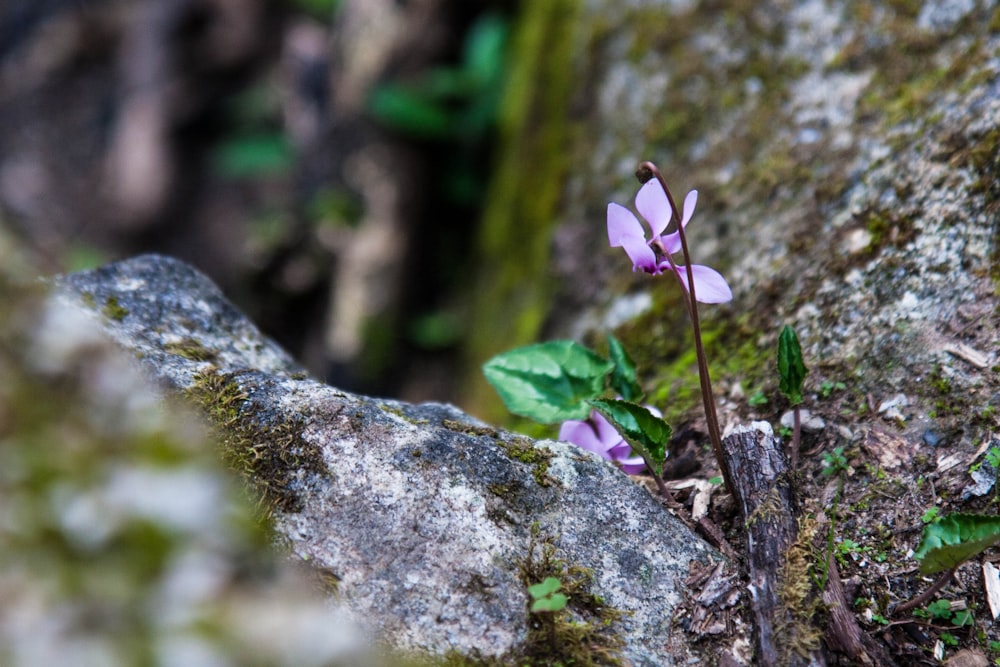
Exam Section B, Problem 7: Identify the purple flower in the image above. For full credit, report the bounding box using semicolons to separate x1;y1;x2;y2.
559;409;660;474
607;180;733;304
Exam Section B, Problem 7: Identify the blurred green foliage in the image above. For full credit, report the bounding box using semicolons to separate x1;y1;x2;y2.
212;82;294;179
292;0;342;21
368;13;509;207
369;14;508;143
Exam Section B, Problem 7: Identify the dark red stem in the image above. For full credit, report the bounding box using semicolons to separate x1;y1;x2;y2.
637;160;734;496
791;405;801;470
893;568;956;616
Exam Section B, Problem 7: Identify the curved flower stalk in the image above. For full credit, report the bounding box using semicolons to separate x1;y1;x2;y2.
559;407;663;474
607;180;732;304
606;162;736;495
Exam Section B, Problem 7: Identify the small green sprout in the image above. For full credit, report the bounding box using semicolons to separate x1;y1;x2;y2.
820;380;846;398
921;507;941;525
925;599;953;620
940;632;959;646
777;325;807;406
986;446;1000;469
528;577;568;613
821;447;849;476
951;609;974;626
748;390;768;407
777;325;808;468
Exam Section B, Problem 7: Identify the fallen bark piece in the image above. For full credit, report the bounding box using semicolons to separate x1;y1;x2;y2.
722;422;821;667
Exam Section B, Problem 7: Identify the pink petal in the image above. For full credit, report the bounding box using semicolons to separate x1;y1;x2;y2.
681;190;698;227
559;420;615;455
590;410;622;444
659;230;682;256
607;443;646;474
634;180;672;237
673;264;733;304
607;203;643;247
620;233;658;273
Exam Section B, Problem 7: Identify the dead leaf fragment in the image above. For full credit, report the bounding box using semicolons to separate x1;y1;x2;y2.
942;342;990;369
984;561;1000;620
861;429;916;469
944;648;989;667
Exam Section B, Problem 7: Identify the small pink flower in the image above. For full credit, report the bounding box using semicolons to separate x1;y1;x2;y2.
559;409;661;474
607;180;733;304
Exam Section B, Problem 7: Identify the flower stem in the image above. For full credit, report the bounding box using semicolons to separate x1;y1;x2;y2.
637;161;734;496
790;405;801;470
892;567;956;616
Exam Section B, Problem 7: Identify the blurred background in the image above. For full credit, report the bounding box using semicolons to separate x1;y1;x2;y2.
0;0;518;407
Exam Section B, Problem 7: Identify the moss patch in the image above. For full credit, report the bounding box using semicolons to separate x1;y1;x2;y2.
512;526;627;666
776;516;824;662
499;437;556;487
185;368;323;516
164;338;217;362
101;295;128;321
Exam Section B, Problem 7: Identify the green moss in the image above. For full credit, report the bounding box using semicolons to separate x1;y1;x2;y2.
776;516;824;662
442;418;499;438
513;526;626;666
102;296;128;321
185;367;323;516
617;297;772;426
863;208;917;255
380;404;429;426
164;338;217;362
500;437;556;487
406;527;627;667
959;124;1000;292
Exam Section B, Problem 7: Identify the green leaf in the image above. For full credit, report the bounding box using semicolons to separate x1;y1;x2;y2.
606;335;643;401
214;133;293;178
367;86;453;138
462;14;508;85
926;599;953;619
951;609;974;626
531;593;568;612
527;577;562;599
777;325;808;405
913;513;1000;574
588;399;671;477
483;341;614;424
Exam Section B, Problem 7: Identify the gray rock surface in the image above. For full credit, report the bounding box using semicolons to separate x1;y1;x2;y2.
0;237;374;667
467;0;1000;437
54;254;720;666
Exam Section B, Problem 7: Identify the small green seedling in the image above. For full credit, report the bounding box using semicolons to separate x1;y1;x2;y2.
987;446;1000;469
528;577;568;613
820;380;846;399
777;325;808;468
940;632;959;646
821;447;849;476
921;506;941;525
